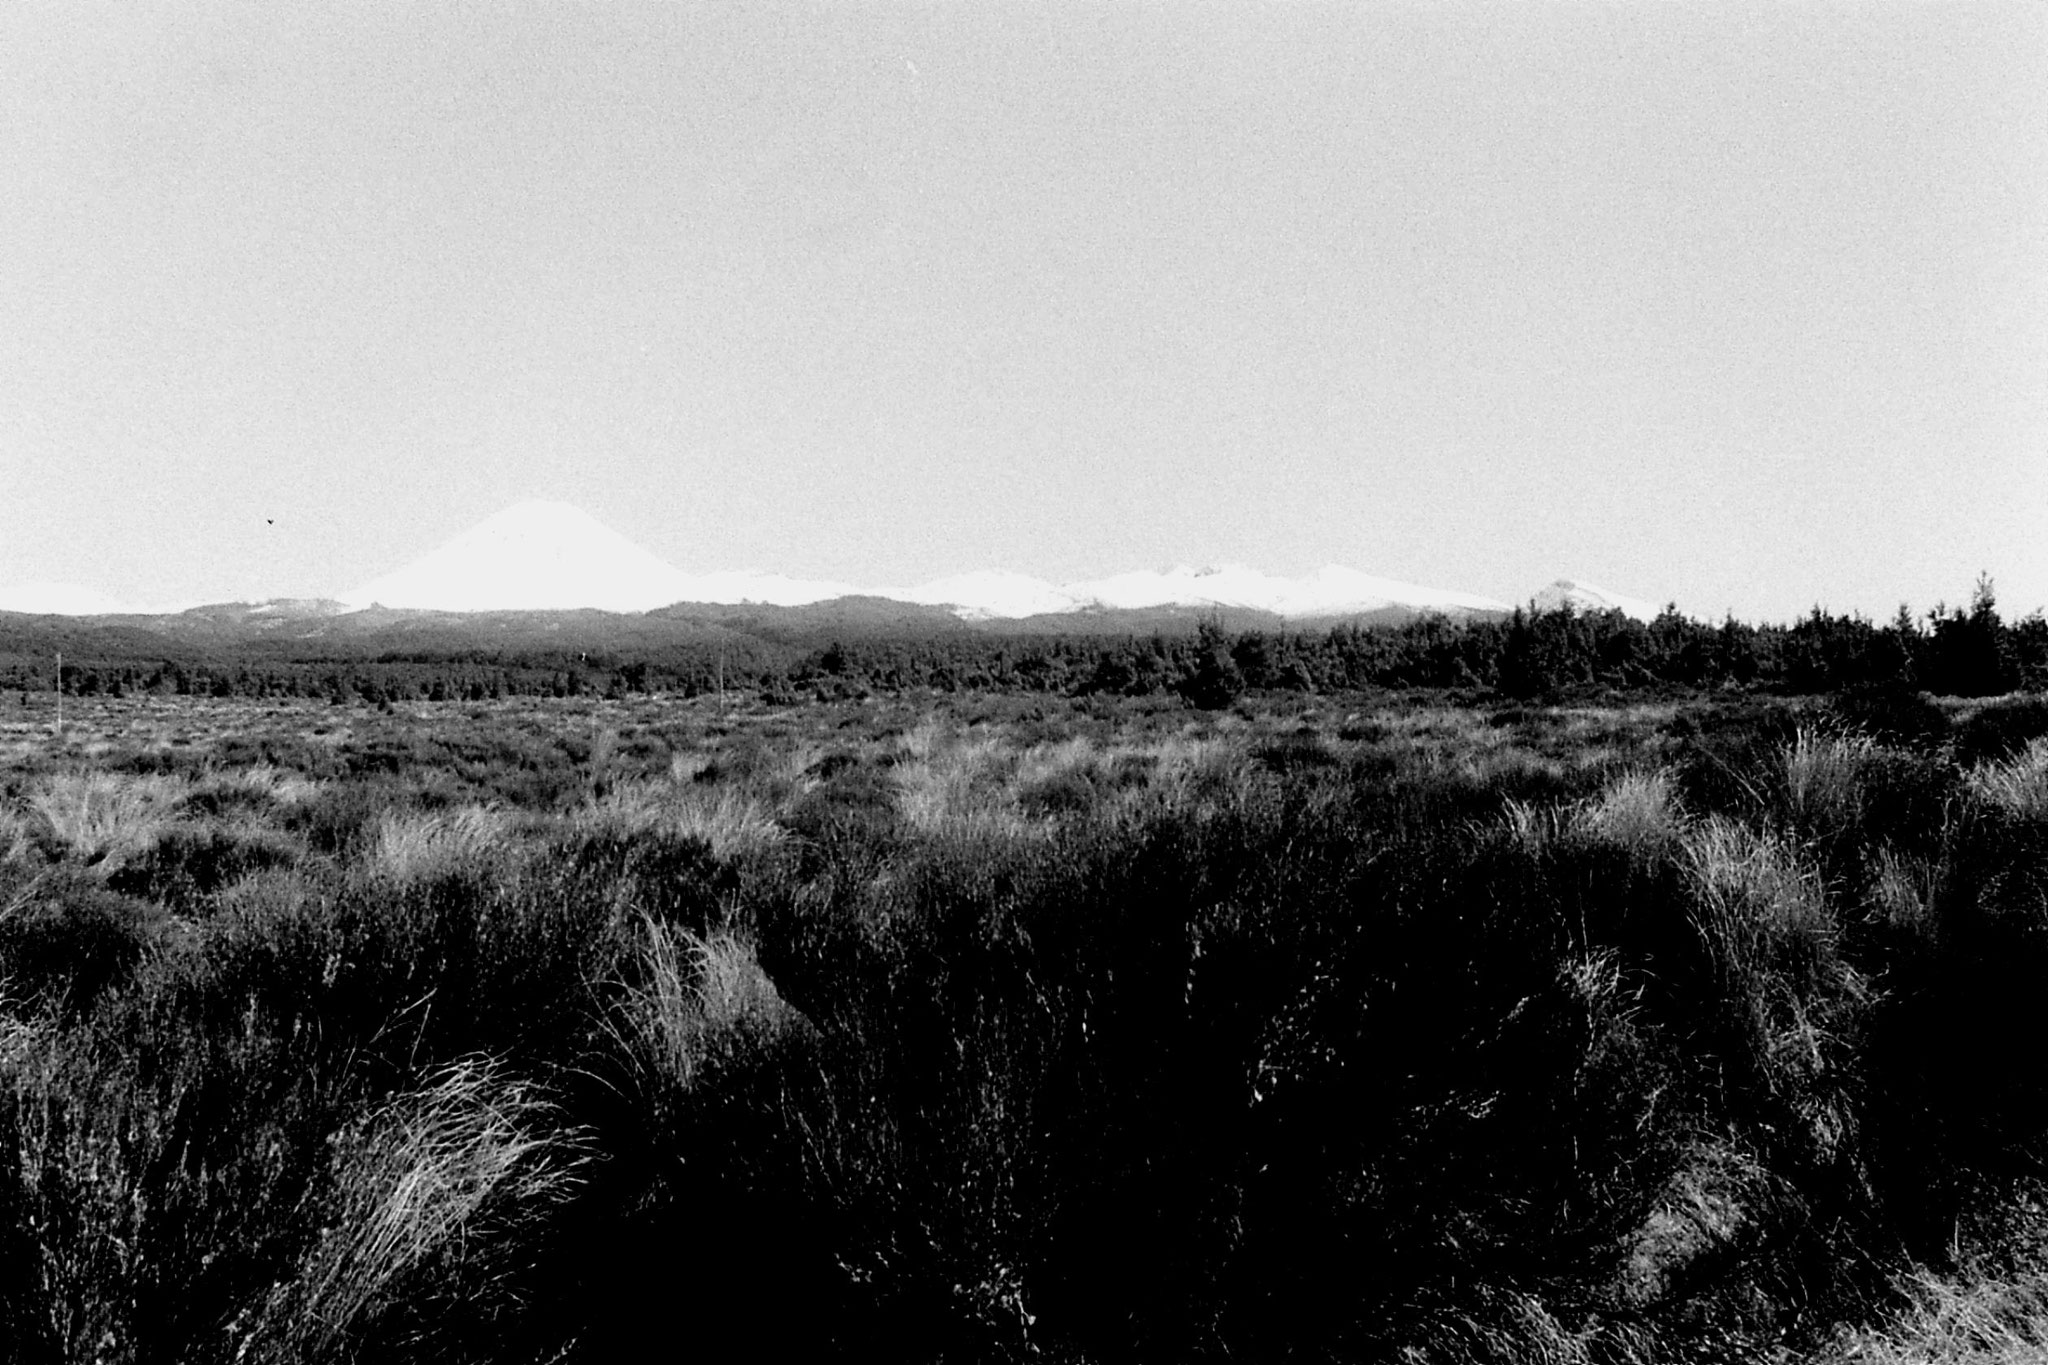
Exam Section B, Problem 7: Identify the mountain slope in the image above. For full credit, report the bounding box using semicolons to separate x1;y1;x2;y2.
895;564;1508;621
1529;579;1665;622
339;501;860;612
333;501;1517;621
341;501;693;612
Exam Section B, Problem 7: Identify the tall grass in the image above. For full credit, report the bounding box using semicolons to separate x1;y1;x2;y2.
1683;817;1868;1164
7;693;2048;1362
358;805;517;887
26;771;185;871
1965;738;2048;822
618;918;801;1094
235;1058;587;1365
575;779;787;859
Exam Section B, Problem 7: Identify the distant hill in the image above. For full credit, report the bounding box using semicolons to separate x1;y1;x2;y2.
3;505;1680;664
327;501;1520;624
1528;579;1666;623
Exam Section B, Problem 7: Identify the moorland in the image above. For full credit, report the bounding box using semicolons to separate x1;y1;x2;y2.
7;605;2048;1362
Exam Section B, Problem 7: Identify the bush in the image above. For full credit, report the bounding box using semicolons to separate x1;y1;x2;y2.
1956;695;2048;767
0;872;169;1012
1829;683;1952;751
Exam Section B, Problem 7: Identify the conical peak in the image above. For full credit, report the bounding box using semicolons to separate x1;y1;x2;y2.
449;501;637;548
342;502;693;612
331;501;1608;622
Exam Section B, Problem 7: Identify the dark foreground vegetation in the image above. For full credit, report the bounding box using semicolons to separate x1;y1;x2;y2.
7;683;2048;1362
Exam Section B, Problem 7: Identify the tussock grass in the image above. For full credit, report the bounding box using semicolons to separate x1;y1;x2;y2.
894;733;1037;840
359;805;517;886
576;779;786;859
187;763;321;815
1869;845;1944;931
7;692;2048;1365
618;919;800;1093
1829;1267;2048;1364
0;810;29;865
1614;1141;1785;1308
1575;767;1685;854
1683;817;1869;1166
25;770;187;871
1502;794;1575;851
1785;727;1877;843
236;1057;587;1365
1964;738;2048;822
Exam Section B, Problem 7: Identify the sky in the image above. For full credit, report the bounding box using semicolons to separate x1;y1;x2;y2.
2;1;2043;622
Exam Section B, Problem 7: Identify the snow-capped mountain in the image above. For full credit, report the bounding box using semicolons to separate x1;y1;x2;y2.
340;501;858;612
666;569;867;609
342;502;687;612
0;502;1687;627
1064;564;1506;619
4;505;1669;624
892;571;1086;621
334;502;1518;621
1529;579;1665;623
893;564;1509;620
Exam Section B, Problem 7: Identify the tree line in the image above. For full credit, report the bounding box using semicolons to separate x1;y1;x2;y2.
7;578;2045;707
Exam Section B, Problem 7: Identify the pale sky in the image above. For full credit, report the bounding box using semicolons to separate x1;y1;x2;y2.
3;2;2043;621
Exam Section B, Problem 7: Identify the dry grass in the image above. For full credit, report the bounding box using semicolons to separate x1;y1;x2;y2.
1869;846;1944;932
25;770;187;871
1501;796;1574;852
190;763;322;812
359;806;517;886
1785;728;1875;840
577;779;787;859
1575;768;1685;854
1686;816;1833;945
1613;1142;1777;1308
0;808;30;865
10;691;2048;1363
1965;739;2048;822
1826;1209;2048;1365
621;919;800;1092
894;733;1033;840
237;1057;588;1363
1011;736;1100;791
1684;817;1867;1161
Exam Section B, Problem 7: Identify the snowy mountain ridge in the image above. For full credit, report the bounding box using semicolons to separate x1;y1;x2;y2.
1527;579;1666;623
339;501;1520;620
2;502;1667;622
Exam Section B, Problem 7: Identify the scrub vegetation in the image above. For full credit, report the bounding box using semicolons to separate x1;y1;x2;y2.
6;682;2048;1362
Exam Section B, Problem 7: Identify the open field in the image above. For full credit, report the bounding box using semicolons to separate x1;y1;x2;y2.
7;687;2048;1362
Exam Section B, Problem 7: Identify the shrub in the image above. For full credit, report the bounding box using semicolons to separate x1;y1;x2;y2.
1957;696;2048;766
106;820;304;912
1828;684;1951;751
0;871;169;1012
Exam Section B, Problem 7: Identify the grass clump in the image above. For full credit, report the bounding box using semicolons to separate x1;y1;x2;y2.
234;1058;587;1365
24;771;186;872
